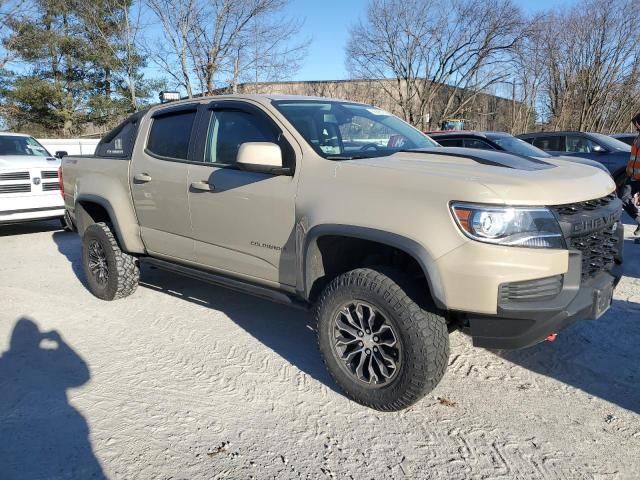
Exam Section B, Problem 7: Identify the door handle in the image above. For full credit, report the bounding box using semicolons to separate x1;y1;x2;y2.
133;173;152;183
190;181;215;192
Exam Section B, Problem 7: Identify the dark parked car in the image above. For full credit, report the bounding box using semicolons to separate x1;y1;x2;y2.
610;133;636;146
428;131;610;175
517;131;629;186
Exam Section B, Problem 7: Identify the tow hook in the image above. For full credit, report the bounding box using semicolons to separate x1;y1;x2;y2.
546;333;558;342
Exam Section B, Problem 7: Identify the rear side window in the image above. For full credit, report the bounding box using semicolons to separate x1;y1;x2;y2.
147;110;197;160
532;136;564;151
464;138;495;150
437;138;463;147
96;112;144;158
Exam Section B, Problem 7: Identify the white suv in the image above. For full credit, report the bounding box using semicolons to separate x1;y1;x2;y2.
0;132;65;226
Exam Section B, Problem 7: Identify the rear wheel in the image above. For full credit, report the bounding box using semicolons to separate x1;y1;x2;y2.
81;222;139;300
315;267;449;411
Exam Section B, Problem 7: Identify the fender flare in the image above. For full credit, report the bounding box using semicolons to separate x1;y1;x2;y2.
74;194;145;254
299;224;446;309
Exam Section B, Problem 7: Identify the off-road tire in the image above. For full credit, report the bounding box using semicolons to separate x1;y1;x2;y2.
82;222;139;300
315;267;449;411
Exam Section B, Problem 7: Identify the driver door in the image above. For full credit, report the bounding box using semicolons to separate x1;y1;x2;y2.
187;101;298;287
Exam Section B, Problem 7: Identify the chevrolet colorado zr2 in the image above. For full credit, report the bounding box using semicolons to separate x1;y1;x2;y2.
61;95;624;411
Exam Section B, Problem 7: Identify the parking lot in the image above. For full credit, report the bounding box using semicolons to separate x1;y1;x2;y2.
0;220;639;479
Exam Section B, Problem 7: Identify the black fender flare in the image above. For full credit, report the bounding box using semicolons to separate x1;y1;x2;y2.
298;224;446;309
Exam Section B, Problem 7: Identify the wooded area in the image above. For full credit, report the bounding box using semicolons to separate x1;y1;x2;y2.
0;0;639;136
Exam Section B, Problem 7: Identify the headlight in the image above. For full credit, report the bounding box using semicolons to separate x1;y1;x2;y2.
450;203;565;249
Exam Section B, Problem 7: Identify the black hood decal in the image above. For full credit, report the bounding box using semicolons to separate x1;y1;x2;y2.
407;147;556;171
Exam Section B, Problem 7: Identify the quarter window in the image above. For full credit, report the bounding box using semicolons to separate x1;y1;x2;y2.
147;110;196;160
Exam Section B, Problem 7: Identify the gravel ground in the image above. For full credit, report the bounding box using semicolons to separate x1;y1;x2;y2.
0;220;639;480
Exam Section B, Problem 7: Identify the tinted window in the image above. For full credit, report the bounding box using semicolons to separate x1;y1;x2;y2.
464;138;495;150
436;138;463;147
565;135;599;153
0;136;50;156
96;111;144;158
205;110;278;165
532;136;564;151
147;110;196;160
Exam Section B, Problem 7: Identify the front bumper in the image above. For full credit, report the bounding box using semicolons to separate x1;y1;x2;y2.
466;251;623;350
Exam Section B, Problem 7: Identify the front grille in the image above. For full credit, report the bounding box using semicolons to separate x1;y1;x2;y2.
0;171;29;181
42;182;60;191
554;193;617;216
499;275;563;302
41;170;59;179
0;184;31;194
551;193;621;282
566;228;618;281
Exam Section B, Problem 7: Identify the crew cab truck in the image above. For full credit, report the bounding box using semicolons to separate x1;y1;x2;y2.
62;95;624;411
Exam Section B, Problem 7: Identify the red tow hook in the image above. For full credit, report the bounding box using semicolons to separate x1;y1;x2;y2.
546;333;558;342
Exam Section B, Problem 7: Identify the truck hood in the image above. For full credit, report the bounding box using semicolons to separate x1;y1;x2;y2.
337;147;615;205
0;155;60;170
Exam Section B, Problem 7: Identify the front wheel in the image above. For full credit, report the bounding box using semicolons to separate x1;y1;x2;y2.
81;222;139;300
315;267;449;411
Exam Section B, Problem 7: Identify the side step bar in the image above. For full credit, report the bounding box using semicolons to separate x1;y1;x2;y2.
142;257;309;310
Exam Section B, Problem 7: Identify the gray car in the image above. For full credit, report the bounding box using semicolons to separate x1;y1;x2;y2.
610;133;636;146
427;131;611;176
517;131;629;187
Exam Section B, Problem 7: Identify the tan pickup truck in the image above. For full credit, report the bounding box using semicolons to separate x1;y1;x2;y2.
62;95;624;411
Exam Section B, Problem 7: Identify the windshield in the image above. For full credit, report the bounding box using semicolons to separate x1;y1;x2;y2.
0;135;51;157
272;100;438;158
589;132;631;152
486;134;550;158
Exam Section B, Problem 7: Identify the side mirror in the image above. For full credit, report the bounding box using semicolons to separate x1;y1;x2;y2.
55;150;68;159
592;145;606;154
236;142;290;175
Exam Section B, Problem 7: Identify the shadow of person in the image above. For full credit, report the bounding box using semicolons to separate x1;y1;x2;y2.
0;318;106;479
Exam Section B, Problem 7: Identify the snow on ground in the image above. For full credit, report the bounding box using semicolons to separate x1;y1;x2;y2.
0;220;638;479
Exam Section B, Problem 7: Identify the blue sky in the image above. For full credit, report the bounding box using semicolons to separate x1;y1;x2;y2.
287;0;576;81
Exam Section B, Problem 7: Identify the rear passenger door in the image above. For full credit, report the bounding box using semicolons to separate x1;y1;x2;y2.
131;104;198;261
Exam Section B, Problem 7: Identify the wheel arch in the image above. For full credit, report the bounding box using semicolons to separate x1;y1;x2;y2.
75;194;145;254
300;225;445;309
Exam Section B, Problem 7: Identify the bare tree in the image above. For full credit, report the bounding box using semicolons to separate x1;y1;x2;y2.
347;0;525;129
146;0;201;97
537;0;640;132
227;11;309;93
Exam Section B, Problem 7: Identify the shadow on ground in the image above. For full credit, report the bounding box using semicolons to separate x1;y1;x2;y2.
498;299;640;414
0;318;106;479
52;230;87;286
51;232;338;395
0;219;62;237
138;264;340;396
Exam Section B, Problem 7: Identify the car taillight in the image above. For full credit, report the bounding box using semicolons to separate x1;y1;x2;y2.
58;166;64;198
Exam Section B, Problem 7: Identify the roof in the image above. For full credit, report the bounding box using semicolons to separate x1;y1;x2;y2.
147;93;370;115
